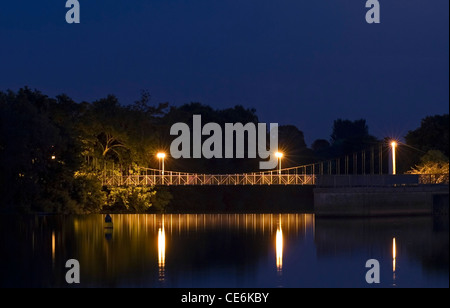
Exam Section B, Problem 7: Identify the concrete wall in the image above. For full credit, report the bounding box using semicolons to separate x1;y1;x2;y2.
314;185;449;217
315;174;420;187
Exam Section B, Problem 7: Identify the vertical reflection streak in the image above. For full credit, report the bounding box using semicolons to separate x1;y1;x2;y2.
158;216;166;282
51;231;55;265
392;237;396;285
276;220;283;274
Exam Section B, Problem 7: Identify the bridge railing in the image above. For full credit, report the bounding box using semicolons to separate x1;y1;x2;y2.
102;172;316;186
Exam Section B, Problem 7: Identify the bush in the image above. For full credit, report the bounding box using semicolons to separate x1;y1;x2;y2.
407;150;449;175
72;172;107;213
150;187;173;212
105;186;156;212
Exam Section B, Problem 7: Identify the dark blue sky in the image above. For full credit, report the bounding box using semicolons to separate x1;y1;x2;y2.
1;0;448;145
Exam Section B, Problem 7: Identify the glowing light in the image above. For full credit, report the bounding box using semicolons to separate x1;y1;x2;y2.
276;224;283;273
158;227;165;267
156;152;166;176
275;152;283;174
51;155;56;160
391;141;397;175
392;237;396;272
158;219;166;282
51;231;55;261
392;237;396;259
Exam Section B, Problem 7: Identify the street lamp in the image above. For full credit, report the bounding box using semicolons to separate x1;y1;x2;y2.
275;152;283;174
157;152;166;175
391;141;397;175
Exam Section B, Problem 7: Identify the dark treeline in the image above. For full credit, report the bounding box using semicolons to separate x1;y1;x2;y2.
0;87;447;213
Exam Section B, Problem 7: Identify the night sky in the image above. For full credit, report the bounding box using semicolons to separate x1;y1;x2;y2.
1;1;448;145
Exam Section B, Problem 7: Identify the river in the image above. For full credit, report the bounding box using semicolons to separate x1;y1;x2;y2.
0;213;448;287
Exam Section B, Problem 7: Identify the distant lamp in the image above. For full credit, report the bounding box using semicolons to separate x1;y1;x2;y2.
390;141;397;175
51;155;56;160
156;152;166;175
275;152;283;174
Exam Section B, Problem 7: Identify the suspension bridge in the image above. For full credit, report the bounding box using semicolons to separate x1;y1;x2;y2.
103;166;316;186
102;166;448;187
101;144;449;187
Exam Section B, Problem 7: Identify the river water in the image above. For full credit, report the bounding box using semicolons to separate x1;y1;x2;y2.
0;213;448;288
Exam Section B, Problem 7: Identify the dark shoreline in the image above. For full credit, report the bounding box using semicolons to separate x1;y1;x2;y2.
0;185;315;215
3;184;447;216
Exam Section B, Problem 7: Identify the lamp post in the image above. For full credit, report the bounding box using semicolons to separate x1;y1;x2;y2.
391;141;397;175
275;152;283;174
157;152;166;175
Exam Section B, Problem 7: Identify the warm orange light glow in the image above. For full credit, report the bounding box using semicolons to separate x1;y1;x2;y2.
276;224;283;273
157;152;166;176
392;237;396;272
275;152;283;174
391;141;397;175
158;219;166;281
51;155;56;160
158;227;165;266
393;237;396;259
51;231;55;261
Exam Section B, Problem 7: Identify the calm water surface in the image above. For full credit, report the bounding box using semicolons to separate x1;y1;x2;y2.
0;213;448;287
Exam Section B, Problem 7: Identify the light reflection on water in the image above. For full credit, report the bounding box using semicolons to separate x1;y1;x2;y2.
158;220;165;282
276;217;283;275
0;213;448;287
392;237;397;286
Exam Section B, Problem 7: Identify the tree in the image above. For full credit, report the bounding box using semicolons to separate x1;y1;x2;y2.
311;139;331;161
407;150;449;183
330;119;378;156
81;95;131;164
0;88;84;212
105;186;156;212
159;103;261;173
405;114;449;157
278;125;315;167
